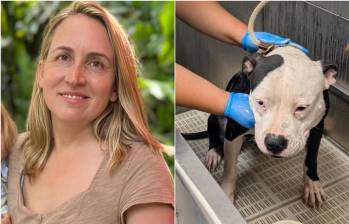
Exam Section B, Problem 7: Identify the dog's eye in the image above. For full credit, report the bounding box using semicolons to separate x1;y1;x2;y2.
296;106;306;111
295;105;308;112
255;99;266;114
257;100;264;106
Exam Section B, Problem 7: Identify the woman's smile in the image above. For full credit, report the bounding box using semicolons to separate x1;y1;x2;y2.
38;14;116;123
58;91;90;105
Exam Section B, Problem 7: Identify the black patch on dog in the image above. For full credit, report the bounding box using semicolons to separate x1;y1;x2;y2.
305;90;329;180
244;54;284;90
208;71;251;153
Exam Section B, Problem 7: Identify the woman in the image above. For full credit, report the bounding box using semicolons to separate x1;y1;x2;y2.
6;2;173;224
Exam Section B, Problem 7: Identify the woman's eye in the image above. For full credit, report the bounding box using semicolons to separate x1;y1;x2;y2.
57;54;69;61
89;61;104;70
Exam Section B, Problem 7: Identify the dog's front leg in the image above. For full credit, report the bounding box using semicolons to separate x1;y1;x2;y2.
303;165;327;208
221;135;244;202
303;125;327;208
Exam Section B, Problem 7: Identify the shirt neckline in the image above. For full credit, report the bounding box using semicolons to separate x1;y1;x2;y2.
18;154;107;218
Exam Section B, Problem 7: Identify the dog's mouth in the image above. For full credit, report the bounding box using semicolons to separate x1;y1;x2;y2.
271;155;283;158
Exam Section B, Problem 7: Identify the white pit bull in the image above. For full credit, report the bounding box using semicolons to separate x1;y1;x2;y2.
183;46;337;208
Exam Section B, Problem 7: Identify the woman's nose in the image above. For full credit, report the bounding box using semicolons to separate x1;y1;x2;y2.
65;63;86;86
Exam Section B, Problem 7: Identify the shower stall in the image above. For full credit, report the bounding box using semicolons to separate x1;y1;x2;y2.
175;2;349;224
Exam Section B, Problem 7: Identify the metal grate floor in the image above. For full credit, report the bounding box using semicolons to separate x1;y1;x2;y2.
176;110;349;224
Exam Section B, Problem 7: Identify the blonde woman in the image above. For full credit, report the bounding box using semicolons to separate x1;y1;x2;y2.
6;2;173;224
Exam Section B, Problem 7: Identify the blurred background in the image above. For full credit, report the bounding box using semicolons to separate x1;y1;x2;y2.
1;1;174;172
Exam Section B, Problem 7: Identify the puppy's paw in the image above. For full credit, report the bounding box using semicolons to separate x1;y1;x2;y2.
205;148;222;172
303;174;327;208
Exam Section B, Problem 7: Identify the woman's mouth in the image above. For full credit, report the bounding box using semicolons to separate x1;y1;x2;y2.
58;92;90;102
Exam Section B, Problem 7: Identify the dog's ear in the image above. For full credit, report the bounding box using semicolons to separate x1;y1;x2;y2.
242;55;258;74
322;63;337;89
242;54;282;74
245;54;284;90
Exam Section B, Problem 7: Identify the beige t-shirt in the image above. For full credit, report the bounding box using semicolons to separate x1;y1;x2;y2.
7;136;174;224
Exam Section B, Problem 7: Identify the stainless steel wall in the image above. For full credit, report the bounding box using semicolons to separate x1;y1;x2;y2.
176;1;349;151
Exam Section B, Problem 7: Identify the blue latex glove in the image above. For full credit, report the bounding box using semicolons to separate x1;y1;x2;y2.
241;32;309;54
224;92;255;129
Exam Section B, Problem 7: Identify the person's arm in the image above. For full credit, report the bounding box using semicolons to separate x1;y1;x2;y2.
176;1;247;46
176;63;229;115
176;1;309;54
176;64;254;129
125;203;173;224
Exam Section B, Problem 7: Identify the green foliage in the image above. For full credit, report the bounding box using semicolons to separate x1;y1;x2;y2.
102;1;175;146
1;1;68;130
1;1;174;172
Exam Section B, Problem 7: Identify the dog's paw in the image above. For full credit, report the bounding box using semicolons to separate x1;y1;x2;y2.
221;182;236;203
303;174;327;208
205;148;222;172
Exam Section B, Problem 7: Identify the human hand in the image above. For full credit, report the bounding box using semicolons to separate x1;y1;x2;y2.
241;32;309;54
1;214;12;224
224;92;255;129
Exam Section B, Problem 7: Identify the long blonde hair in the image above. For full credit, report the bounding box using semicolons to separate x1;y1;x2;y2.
24;2;162;176
1;103;18;152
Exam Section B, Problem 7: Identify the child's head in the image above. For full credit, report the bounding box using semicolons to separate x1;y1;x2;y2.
1;103;18;161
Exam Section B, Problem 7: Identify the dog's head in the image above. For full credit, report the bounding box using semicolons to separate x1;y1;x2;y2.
243;46;336;157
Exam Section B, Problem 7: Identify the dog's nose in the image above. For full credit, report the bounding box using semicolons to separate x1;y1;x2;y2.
264;134;288;155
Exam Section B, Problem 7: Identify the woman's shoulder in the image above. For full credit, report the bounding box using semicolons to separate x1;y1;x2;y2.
8;132;29;169
106;141;173;189
118;142;174;213
127;141;165;166
121;141;171;177
10;132;29;153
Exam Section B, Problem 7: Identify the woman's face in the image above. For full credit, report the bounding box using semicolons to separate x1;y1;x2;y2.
38;14;117;125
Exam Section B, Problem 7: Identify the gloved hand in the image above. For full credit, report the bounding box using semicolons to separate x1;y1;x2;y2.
241;32;309;54
224;92;255;129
